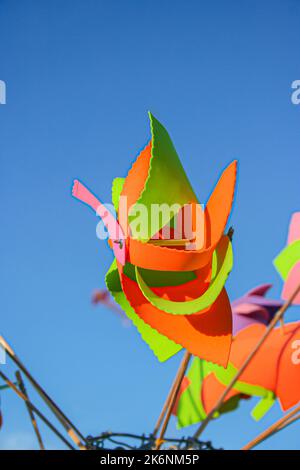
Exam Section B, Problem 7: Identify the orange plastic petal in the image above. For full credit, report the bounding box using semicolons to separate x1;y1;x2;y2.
128;238;214;271
276;323;300;411
119;265;232;367
229;322;300;411
173;376;191;415
202;373;241;414
204;160;237;248
229;325;277;392
119;142;152;230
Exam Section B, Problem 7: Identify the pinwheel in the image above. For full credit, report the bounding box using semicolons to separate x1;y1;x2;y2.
92;289;130;327
72;113;237;366
92;289;110;305
232;284;283;335
274;212;300;305
174;321;300;428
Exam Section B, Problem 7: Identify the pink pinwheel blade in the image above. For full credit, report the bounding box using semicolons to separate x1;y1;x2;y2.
72;180;127;265
287;212;300;245
282;261;300;305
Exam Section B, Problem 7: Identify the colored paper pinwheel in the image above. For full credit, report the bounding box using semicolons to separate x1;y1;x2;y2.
72;113;237;366
92;289;130;327
174;321;300;428
274;212;300;304
231;284;283;335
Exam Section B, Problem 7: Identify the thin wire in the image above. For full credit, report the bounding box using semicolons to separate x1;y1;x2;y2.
15;371;45;450
0;335;86;449
87;432;219;450
155;351;192;449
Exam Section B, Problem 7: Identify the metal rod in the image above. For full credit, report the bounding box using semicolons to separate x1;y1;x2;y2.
155;351;192;449
242;405;300;450
0;370;75;450
0;335;86;449
15;370;45;450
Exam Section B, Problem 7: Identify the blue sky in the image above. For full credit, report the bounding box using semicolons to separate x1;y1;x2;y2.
1;0;300;450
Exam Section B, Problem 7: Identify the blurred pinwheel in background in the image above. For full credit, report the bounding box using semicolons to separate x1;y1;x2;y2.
231;284;283;335
91;289;130;327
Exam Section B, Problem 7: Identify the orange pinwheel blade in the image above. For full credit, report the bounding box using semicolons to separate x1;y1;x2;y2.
229;322;300;412
119;142;152;226
128;237;214;271
229;324;278;392
120;269;232;367
205;160;237;248
202;372;242;415
172;376;191;415
276;323;300;411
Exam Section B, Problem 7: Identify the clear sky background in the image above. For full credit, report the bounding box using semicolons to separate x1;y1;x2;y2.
1;0;300;450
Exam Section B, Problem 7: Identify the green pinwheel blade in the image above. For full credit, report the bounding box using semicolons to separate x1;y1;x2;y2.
208;361;276;420
176;358;209;429
176;358;243;428
129;113;199;241
274;240;300;281
111;177;125;213
105;260;182;362
251;392;276;421
176;357;276;428
123;261;196;287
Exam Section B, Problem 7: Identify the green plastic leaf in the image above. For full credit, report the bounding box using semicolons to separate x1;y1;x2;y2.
135;239;233;315
208;361;276;420
176;357;208;429
211;362;271;397
128;113;199;241
124;262;196;287
176;359;245;428
112;177;125;212
274;240;300;281
176;357;275;428
251;392;276;421
105;260;182;362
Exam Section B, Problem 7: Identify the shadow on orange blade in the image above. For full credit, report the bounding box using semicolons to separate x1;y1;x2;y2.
120;271;232;367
